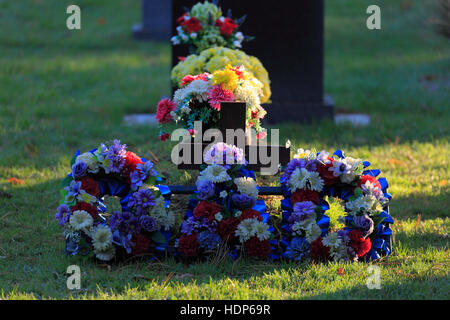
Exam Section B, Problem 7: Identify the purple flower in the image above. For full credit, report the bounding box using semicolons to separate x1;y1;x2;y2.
137;161;158;177
285;237;310;261
110;211;140;235
283;158;316;181
232;193;256;209
139;215;158;232
197;231;221;249
181;216;216;235
55;204;71;226
130;171;145;190
128;189;156;213
354;215;374;238
72;161;87;179
196;179;215;200
112;230;134;254
289;201;316;224
64;180;82;202
100;140;127;173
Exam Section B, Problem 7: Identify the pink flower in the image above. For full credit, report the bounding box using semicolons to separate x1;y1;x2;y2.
180;73;209;87
256;131;267;140
159;133;170;142
207;85;234;111
188;129;197;136
156;99;176;124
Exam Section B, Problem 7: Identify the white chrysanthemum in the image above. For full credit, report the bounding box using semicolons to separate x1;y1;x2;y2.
340;157;363;184
150;196;175;230
308;171;324;192
95;245;116;261
322;232;342;249
219;191;228;198
69;210;93;232
291;215;316;236
92;225;113;251
317;150;331;164
199;164;231;183
76;152;99;173
185;79;210;103
234;177;258;198
235;218;258;243
215;212;223;222
234;81;261;109
305;223;322;243
173;87;189;105
288;167;309;192
346;195;382;215
294;148;317;160
251;221;271;241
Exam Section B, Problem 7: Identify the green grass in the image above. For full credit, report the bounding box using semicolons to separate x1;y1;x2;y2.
0;0;449;299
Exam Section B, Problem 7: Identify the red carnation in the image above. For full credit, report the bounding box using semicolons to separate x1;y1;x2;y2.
123;151;144;179
156;98;176;124
131;233;151;256
177;13;188;25
178;234;198;257
358;175;382;190
310;237;330;263
316;158;339;186
193;201;222;222
71;202;98;220
243;237;271;259
348;230;372;257
216;217;240;242
180;73;209;87
290;189;320;206
239;209;262;222
182;17;202;34
159;133;170;142
78;176;100;198
216;18;238;37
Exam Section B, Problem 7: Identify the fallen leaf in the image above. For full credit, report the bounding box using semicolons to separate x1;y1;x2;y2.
8;177;24;185
337;268;346;275
416;213;421;228
388;159;406;167
97;17;106;25
439;180;447;187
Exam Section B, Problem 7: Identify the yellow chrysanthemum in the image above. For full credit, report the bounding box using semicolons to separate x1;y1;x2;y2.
211;67;239;91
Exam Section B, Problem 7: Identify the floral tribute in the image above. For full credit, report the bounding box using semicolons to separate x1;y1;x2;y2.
272;148;394;263
171;0;254;54
171;47;271;103
55;140;175;262
175;143;274;260
157;65;267;141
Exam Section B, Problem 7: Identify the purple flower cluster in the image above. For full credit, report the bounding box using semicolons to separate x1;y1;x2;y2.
130;162;158;190
64;180;82;202
204;142;247;167
55;204;71;226
72;161;87;179
139;215;158;232
110;211;140;235
288;201;316;225
232;193;256;209
128;189;156;214
354;215;374;238
196;179;215;200
181;216;217;235
282;158;317;182
197;231;222;249
100;140;127;173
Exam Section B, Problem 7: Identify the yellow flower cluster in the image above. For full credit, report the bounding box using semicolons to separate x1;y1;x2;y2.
172;47;271;103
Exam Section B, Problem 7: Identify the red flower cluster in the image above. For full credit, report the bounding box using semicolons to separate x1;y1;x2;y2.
216;18;238;37
358;175;382;190
239;209;263;221
180;73;209;87
216;217;240;242
348;230;372;257
123;151;144;180
131;233;151;256
156;98;176;124
290;189;320;206
309;237;330;262
71;202;98;220
316;158;339;186
243;236;271;259
193;201;222;222
159;133;170;142
78;176;100;198
178;234;198;257
207;84;234;111
178;14;202;34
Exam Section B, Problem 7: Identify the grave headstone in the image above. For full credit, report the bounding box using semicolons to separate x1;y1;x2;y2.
171;0;334;123
133;0;172;40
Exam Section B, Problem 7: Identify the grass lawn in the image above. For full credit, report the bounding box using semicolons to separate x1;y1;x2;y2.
0;0;449;299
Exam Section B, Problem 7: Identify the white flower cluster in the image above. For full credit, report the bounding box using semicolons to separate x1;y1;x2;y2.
234;177;258;198
199;164;232;183
293;148;317;161
235;218;271;243
346;194;382;216
329;157;363;184
322;232;344;260
69;210;93;233
233;31;244;48
76;152;100;173
149;196;176;231
361;180;385;201
234;77;263;110
288;167;324;193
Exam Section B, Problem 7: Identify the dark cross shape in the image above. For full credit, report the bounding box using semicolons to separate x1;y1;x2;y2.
176;102;291;172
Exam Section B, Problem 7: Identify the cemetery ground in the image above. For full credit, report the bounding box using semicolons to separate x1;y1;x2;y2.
0;0;448;299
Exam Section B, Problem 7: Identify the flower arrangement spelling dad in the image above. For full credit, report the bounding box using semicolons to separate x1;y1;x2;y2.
55;140;175;261
175;143;274;260
171;0;254;54
156;65;268;142
272;148;393;263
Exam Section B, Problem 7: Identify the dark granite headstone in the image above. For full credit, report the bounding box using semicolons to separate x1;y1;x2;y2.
171;0;334;123
132;0;172;41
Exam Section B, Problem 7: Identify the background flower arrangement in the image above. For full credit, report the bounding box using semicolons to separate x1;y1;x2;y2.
171;47;271;103
157;65;268;141
171;0;254;54
175;143;274;260
55;140;175;261
273;148;394;263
